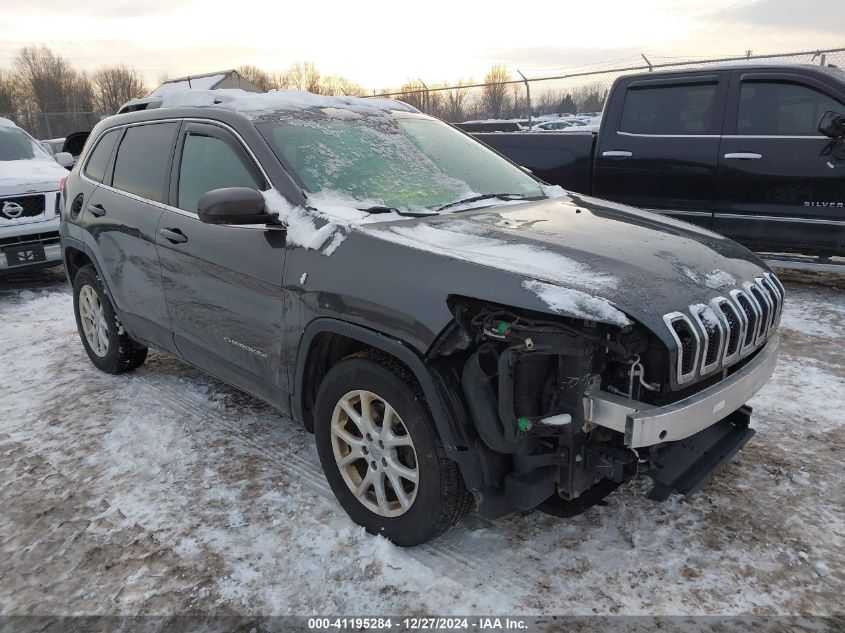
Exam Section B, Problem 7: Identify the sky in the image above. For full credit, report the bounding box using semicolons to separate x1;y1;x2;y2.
0;0;843;91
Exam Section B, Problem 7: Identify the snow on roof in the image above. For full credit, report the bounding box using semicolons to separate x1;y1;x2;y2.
147;88;418;118
0;117;18;128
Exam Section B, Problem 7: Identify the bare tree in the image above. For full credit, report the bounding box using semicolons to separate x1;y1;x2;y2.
15;45;97;136
236;65;274;92
15;45;75;114
0;70;15;113
481;64;511;119
444;80;471;122
396;80;426;111
320;75;365;96
283;61;322;93
92;65;147;113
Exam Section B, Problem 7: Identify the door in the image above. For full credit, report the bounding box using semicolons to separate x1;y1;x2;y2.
84;122;178;351
594;73;730;228
715;72;845;255
156;121;288;406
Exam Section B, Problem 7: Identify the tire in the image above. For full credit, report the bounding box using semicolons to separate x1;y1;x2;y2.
72;264;148;374
314;352;472;546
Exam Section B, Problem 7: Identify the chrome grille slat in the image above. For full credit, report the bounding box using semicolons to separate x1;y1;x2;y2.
691;303;725;375
663;273;783;386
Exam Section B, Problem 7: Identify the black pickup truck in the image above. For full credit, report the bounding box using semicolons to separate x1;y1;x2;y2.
474;63;845;257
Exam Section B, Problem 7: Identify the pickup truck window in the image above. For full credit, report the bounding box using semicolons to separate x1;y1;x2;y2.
259;112;543;210
111;122;179;203
177;132;262;213
737;81;845;136
621;83;719;135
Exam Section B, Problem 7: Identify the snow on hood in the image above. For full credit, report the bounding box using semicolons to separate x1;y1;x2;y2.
261;186;634;325
523;280;631;327
135;88;417;120
0;158;67;194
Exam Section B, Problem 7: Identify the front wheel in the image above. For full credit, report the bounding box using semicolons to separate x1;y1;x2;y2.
72;265;147;374
314;353;472;546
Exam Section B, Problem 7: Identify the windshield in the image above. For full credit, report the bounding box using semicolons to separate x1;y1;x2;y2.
0;125;51;162
257;110;543;210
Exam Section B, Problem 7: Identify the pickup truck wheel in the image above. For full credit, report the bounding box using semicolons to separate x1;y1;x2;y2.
72;265;148;374
314;353;471;546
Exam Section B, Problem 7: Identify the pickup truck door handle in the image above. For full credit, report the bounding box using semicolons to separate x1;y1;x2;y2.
602;150;633;158
87;203;106;217
159;227;188;244
724;152;762;160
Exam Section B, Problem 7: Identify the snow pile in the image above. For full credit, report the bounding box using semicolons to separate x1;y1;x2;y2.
262;189;343;253
522;279;631;326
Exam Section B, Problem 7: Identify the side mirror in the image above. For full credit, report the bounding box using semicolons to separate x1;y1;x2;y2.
55;152;74;169
197;187;270;225
818;110;845;139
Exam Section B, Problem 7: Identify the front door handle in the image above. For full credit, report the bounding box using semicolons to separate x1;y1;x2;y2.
160;227;188;244
602;150;633;158
724;152;762;160
87;203;106;217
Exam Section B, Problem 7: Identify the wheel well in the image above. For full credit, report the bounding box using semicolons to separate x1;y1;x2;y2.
299;332;418;433
64;246;93;281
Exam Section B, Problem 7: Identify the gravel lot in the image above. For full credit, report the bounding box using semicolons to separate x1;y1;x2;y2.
1;267;843;618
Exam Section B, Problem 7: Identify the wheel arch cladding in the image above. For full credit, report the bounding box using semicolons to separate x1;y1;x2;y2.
292;319;483;492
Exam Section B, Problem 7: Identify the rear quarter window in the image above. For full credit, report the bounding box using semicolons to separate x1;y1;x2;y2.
111;123;179;202
83;130;120;183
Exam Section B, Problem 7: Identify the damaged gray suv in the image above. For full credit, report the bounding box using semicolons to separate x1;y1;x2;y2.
60;90;783;546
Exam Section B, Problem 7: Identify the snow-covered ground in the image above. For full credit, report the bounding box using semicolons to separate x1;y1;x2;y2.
0;267;843;616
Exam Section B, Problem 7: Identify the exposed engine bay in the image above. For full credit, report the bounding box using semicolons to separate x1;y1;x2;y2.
429;297;763;518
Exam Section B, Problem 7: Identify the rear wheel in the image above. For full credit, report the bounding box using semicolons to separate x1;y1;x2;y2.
72;265;147;374
314;353;472;546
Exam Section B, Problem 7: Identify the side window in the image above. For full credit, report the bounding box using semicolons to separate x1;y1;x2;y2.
621;82;719;135
82;129;120;183
177;131;262;213
737;81;845;136
111;122;178;202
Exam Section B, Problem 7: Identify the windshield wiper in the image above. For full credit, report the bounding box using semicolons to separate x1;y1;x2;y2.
358;206;438;217
435;193;530;212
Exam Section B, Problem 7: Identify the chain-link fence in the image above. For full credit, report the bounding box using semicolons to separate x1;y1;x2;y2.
0;110;105;141
370;47;845;125
4;47;843;139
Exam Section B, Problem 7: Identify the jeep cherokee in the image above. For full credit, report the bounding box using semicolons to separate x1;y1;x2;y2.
60;90;782;546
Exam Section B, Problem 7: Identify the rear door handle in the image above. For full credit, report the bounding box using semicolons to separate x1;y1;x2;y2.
602;150;633;158
87;203;106;217
724;152;762;160
159;227;188;244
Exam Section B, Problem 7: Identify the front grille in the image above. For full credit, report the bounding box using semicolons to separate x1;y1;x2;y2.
1;194;46;218
664;272;783;386
0;231;60;247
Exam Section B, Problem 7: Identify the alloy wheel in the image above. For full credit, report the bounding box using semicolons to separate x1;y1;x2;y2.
78;284;109;357
330;389;419;517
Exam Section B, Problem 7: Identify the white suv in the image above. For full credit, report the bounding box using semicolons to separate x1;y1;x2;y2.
1;118;72;272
